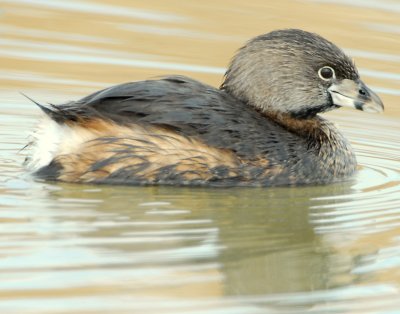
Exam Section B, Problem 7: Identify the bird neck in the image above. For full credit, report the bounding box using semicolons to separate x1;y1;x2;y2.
263;112;333;141
266;112;357;177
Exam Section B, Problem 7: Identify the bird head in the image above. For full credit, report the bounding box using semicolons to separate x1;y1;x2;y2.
222;29;383;119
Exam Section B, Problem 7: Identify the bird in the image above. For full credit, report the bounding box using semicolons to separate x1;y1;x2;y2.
24;29;384;187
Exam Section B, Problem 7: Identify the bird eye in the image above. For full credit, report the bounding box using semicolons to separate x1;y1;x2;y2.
318;66;335;81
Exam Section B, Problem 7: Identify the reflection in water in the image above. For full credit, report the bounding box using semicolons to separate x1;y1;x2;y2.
2;167;400;313
0;0;400;313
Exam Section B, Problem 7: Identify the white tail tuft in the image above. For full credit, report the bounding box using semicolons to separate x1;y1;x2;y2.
25;116;97;171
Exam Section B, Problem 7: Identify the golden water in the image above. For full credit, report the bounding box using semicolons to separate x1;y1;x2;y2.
1;1;400;313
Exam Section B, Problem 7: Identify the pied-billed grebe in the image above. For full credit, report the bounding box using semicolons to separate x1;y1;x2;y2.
25;29;384;187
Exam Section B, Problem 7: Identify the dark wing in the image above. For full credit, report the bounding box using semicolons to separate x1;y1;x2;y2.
56;75;301;162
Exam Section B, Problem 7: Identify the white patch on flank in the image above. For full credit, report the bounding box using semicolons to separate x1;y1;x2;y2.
26;115;97;171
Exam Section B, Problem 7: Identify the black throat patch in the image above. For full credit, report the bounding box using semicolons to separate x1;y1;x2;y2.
291;104;339;119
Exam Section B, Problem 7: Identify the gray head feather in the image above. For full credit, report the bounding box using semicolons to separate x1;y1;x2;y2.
221;29;358;118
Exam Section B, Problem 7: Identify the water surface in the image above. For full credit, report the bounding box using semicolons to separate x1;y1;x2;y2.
0;1;399;313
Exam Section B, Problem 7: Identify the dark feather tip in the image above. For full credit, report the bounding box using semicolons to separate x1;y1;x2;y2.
20;92;67;123
20;92;54;115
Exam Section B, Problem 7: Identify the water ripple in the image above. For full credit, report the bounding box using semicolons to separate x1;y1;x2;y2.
4;0;187;22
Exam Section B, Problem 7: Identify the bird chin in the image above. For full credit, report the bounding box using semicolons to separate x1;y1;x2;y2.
329;90;356;109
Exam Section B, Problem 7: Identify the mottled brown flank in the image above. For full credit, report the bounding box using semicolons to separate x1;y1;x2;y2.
54;119;280;185
51;114;354;186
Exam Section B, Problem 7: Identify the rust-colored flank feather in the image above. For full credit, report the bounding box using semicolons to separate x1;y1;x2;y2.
57;119;242;185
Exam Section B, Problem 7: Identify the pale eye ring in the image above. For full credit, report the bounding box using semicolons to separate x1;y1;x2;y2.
318;66;335;81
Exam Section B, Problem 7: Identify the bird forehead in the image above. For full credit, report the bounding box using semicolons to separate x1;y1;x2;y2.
272;36;358;79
